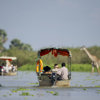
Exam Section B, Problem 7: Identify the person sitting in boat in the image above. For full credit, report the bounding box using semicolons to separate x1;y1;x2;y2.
0;63;5;72
12;65;17;72
43;66;52;74
52;64;59;73
57;62;68;80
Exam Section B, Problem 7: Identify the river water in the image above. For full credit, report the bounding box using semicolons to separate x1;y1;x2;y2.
0;71;100;100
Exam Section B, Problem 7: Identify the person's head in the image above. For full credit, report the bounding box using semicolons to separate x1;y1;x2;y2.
43;66;51;72
61;62;66;67
54;64;59;68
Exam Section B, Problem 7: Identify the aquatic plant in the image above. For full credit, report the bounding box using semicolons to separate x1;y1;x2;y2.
80;85;84;87
28;82;39;85
83;88;87;91
96;89;100;91
11;88;32;93
9;94;12;96
96;92;100;94
20;92;34;96
46;91;59;96
95;85;100;87
24;97;28;100
2;95;7;97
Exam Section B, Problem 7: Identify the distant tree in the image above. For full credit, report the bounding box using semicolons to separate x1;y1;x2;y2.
10;38;33;51
0;29;7;52
10;39;21;49
20;43;33;51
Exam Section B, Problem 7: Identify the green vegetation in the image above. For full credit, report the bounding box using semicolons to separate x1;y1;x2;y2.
95;85;100;87
11;88;33;93
18;64;35;71
20;92;34;96
0;29;100;72
71;64;92;72
46;91;59;96
83;88;87;90
18;64;97;72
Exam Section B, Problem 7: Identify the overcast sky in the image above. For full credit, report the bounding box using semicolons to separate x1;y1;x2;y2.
0;0;100;50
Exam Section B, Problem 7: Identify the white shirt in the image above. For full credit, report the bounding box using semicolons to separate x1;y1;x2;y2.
52;68;59;73
57;67;68;80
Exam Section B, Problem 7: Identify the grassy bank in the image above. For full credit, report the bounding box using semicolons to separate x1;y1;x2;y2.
18;64;97;72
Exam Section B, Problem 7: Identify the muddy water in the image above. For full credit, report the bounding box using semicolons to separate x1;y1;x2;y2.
0;71;100;100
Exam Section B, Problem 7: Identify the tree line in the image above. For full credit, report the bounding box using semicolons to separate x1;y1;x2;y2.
0;29;100;67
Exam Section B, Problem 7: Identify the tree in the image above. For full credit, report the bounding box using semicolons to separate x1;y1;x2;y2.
0;29;7;52
10;39;21;49
10;38;33;51
20;43;33;51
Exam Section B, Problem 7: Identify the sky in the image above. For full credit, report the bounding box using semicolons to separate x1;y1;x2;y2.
0;0;100;50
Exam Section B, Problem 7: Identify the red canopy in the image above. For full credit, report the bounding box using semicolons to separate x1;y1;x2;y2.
38;48;71;57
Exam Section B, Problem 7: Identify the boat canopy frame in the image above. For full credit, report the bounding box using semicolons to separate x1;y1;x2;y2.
37;48;72;80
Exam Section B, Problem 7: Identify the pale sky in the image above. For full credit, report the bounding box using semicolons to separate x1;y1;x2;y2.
0;0;100;50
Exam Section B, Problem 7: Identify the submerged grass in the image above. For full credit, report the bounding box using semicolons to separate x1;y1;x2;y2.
18;64;97;72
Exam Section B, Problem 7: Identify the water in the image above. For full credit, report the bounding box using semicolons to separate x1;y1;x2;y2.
0;71;100;100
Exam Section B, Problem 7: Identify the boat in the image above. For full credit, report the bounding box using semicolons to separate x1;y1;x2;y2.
0;56;17;76
0;71;17;76
36;48;72;87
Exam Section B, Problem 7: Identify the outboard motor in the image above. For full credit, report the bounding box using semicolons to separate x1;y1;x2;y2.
68;73;71;80
51;72;57;85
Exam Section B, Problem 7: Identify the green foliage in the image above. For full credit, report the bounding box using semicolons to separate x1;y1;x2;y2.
11;88;32;93
0;29;7;52
46;91;59;96
10;38;33;51
18;64;97;72
71;64;92;72
18;64;35;71
20;92;34;96
0;48;37;66
0;29;7;44
0;29;100;71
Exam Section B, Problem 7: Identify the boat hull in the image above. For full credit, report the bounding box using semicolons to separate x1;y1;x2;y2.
38;74;70;87
0;72;17;76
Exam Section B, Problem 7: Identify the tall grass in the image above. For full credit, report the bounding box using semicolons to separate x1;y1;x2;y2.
18;64;97;72
71;64;92;72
